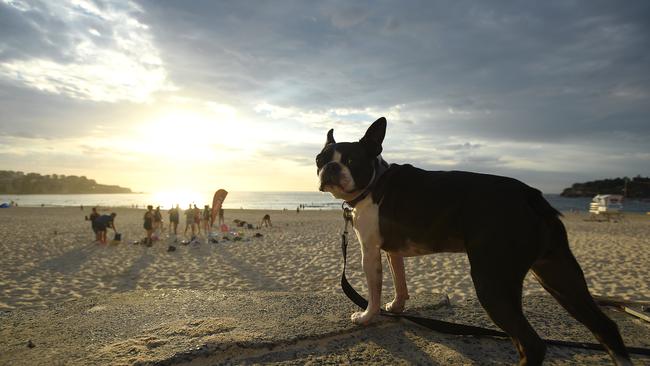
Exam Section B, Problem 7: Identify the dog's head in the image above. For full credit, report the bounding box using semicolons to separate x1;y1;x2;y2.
316;117;386;200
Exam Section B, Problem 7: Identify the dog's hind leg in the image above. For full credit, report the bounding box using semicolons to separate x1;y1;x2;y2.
469;257;546;366
532;243;632;365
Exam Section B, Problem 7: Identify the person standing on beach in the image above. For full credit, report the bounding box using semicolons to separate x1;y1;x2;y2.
202;205;211;233
184;204;195;236
168;204;180;235
144;205;154;244
95;212;117;244
193;204;201;235
153;206;163;233
86;207;100;242
218;207;225;226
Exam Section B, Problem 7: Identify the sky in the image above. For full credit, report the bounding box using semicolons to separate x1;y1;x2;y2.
0;0;648;194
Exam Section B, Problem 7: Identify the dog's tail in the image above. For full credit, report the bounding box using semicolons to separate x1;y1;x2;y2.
527;188;562;219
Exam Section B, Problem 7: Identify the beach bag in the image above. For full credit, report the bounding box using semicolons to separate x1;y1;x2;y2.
113;233;122;241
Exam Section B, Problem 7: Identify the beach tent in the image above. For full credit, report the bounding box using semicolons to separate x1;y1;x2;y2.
210;189;228;226
0;203;10;208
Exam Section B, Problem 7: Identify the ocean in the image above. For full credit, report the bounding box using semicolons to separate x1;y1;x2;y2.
0;191;340;211
2;192;650;213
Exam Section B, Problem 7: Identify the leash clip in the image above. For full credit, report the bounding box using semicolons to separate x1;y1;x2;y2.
341;202;353;255
341;202;353;226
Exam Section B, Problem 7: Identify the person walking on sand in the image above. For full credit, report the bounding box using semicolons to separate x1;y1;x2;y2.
184;204;195;236
86;207;100;242
153;206;163;233
143;205;154;244
95;212;117;244
168;204;180;235
202;204;211;233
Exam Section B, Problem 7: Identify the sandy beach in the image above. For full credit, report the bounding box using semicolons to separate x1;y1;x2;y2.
1;207;649;311
1;207;649;364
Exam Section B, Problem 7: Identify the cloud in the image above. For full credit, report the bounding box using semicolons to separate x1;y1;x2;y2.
135;1;650;141
1;0;649;193
321;4;370;29
0;0;173;102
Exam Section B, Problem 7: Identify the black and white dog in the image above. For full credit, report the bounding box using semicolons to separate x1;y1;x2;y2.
316;117;631;366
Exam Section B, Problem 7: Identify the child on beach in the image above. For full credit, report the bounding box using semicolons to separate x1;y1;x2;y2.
143;206;154;244
168;204;180;235
95;212;117;244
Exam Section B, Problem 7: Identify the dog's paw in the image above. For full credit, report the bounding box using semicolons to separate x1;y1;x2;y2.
351;310;376;325
384;298;406;313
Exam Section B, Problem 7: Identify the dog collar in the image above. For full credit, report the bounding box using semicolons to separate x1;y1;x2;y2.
344;157;388;208
344;171;375;208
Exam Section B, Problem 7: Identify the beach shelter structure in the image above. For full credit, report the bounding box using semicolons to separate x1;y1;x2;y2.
588;194;623;222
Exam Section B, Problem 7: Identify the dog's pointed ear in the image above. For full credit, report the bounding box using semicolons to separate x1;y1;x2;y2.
361;117;386;145
324;128;335;147
360;117;386;156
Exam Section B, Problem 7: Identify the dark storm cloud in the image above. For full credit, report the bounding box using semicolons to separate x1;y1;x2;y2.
133;0;650;143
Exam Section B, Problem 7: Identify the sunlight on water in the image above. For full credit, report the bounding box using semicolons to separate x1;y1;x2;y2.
2;192;649;212
0;191;341;210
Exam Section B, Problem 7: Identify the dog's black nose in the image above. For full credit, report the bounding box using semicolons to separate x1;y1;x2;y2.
319;162;341;191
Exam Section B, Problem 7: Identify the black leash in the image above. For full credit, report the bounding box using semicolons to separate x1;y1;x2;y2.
339;206;650;356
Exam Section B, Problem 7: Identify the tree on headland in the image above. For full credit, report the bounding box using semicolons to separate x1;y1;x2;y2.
0;171;132;194
560;176;650;198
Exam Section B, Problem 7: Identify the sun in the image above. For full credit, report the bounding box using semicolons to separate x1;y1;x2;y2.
135;107;243;161
119;104;306;194
151;190;210;209
147;110;218;147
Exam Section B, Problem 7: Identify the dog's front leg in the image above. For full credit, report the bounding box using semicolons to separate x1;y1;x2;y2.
351;240;382;325
385;252;409;313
